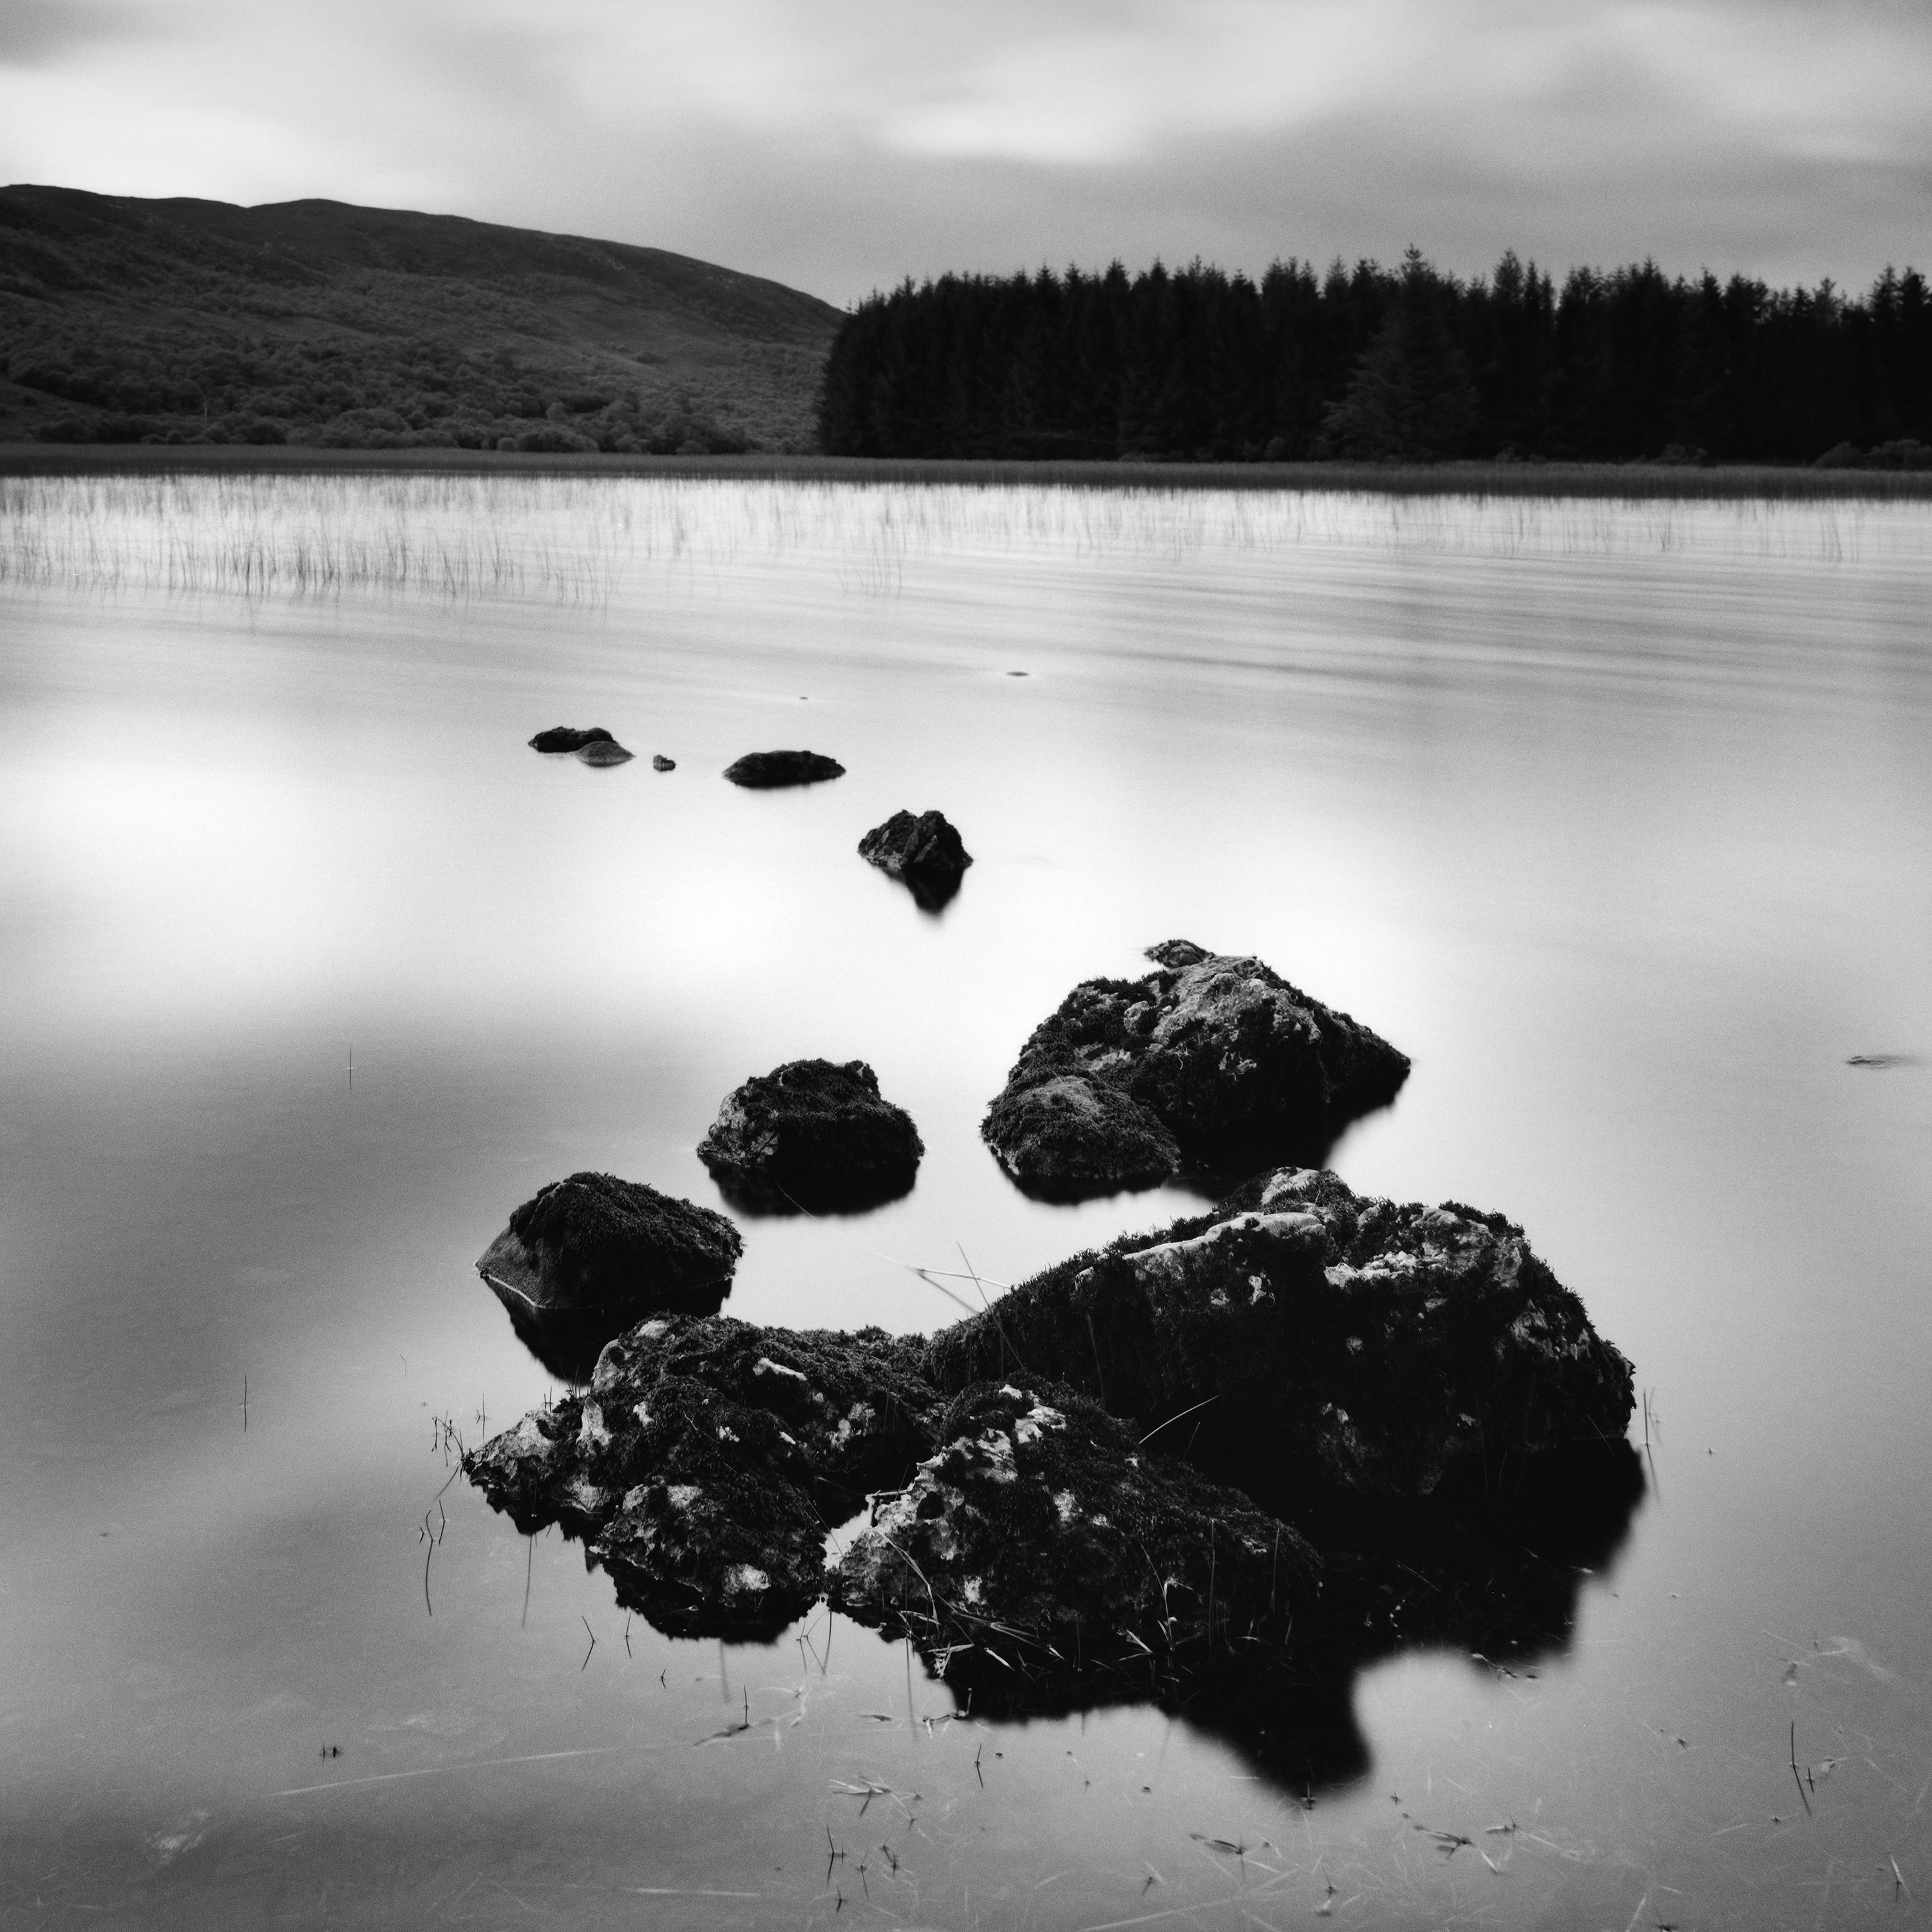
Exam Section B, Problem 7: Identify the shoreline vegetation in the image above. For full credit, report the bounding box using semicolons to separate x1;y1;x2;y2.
5;442;1932;498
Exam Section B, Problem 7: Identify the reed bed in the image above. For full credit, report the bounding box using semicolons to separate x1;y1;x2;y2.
3;470;1928;607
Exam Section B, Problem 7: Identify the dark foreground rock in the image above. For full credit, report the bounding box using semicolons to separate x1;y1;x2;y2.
858;810;972;909
697;1059;922;1209
924;1165;1635;1502
477;1172;741;1320
465;1168;1637;1765
466;1315;938;1636
835;1379;1316;1680
982;940;1410;1195
723;749;845;788
529;725;615;753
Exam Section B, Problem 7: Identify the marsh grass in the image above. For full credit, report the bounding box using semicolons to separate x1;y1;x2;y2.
4;469;1929;607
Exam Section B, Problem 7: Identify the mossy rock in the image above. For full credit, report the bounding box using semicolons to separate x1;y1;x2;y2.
697;1058;922;1209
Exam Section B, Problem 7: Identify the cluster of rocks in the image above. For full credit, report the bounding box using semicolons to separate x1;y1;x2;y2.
983;940;1410;1198
467;1164;1636;1701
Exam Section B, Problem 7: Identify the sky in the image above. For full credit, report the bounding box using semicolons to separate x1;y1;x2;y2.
1;0;1927;306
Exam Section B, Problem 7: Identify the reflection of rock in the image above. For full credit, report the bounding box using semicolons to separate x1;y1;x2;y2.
477;1171;741;1318
924;1166;1634;1503
652;754;676;772
723;750;845;788
980;1071;1182;1199
858;810;972;909
577;739;634;766
697;1059;922;1210
835;1379;1316;1678
982;942;1410;1197
529;726;615;753
465;1315;936;1638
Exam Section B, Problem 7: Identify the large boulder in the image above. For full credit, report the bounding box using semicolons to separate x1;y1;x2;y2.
722;750;845;788
834;1380;1316;1681
858;810;972;909
981;941;1410;1194
697;1059;923;1209
922;1166;1635;1503
465;1315;938;1637
529;725;615;753
477;1172;742;1319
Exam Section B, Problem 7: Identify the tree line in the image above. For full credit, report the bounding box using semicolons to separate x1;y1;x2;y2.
816;251;1932;466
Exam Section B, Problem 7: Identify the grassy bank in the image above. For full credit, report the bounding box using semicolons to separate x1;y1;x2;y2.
4;442;1932;499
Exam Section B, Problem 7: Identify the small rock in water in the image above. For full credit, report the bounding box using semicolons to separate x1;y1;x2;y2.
858;809;973;909
576;739;634;766
652;754;676;772
529;725;615;753
722;749;845;788
981;940;1409;1195
1846;1053;1918;1069
476;1171;741;1319
698;1058;922;1209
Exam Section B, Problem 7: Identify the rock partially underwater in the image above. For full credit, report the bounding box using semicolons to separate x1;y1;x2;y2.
466;1166;1636;1746
722;750;846;788
858;809;973;909
477;1172;742;1321
651;754;676;772
576;739;634;766
982;941;1410;1196
925;1166;1635;1503
466;1315;938;1637
529;726;615;753
697;1058;923;1210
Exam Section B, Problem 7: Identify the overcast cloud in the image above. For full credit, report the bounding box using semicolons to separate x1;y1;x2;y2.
1;0;1927;303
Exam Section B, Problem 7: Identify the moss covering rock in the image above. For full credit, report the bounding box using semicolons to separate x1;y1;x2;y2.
697;1058;923;1209
981;941;1410;1195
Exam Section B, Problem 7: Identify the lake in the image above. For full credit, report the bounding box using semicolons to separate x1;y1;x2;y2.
2;471;1929;1928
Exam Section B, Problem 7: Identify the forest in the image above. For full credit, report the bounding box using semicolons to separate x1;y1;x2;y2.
816;251;1932;466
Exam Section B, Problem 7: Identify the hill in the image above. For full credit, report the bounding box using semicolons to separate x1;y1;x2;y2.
0;185;843;452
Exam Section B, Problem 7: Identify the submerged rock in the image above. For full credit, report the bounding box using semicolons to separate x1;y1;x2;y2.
923;1165;1635;1502
981;941;1409;1195
577;739;634;766
529;726;615;753
697;1059;923;1209
652;754;676;772
858;810;973;909
477;1171;742;1320
723;750;845;788
465;1315;937;1637
835;1379;1316;1680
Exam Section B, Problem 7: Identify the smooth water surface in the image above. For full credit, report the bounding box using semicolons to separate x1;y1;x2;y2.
3;476;1930;1928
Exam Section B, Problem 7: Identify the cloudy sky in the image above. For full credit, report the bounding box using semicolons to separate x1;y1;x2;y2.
2;0;1927;304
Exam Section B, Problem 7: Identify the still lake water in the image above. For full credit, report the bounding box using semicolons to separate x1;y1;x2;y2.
2;475;1929;1928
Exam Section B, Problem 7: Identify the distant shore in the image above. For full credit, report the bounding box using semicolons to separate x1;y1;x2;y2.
4;443;1931;500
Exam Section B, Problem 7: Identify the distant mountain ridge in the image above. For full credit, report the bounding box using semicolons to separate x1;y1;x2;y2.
0;185;843;451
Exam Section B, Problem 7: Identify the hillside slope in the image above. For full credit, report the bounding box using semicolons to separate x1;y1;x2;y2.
0;186;842;451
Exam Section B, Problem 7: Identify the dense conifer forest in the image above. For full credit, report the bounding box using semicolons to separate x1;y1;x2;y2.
816;251;1932;466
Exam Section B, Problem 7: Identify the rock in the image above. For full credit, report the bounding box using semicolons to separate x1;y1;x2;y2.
697;1059;923;1210
722;750;845;788
464;1314;938;1638
834;1379;1316;1681
981;941;1410;1194
652;754;676;772
980;1072;1181;1198
923;1166;1635;1503
529;726;615;753
577;739;634;766
476;1171;742;1319
858;810;973;909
